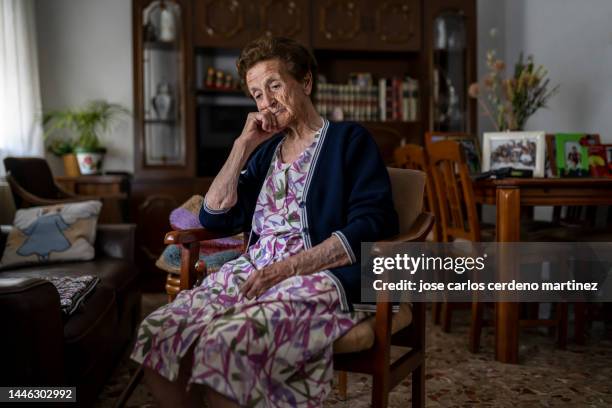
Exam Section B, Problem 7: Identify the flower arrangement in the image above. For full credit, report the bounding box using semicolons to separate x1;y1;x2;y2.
469;51;559;131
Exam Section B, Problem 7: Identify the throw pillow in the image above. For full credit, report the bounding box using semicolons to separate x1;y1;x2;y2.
0;200;102;269
155;195;243;274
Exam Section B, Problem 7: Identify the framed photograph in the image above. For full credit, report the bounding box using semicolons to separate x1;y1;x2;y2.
482;131;546;177
425;132;481;174
554;133;597;177
588;145;608;177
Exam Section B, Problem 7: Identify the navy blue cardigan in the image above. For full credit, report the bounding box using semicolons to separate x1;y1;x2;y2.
200;120;399;311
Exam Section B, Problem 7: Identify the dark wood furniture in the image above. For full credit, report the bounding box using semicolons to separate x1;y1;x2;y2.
55;175;130;223
472;177;612;363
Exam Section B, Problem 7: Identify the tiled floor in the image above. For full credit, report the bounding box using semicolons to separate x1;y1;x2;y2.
96;295;612;407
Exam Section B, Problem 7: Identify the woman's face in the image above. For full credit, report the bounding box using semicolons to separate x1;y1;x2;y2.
245;59;312;129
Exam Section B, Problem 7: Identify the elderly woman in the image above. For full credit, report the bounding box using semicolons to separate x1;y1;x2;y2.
131;37;398;407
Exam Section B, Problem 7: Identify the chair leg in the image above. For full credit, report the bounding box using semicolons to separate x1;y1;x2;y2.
411;363;425;408
371;370;390;408
441;302;452;333
114;365;144;408
431;302;441;325
574;302;586;345
338;371;348;400
557;302;568;349
469;301;484;353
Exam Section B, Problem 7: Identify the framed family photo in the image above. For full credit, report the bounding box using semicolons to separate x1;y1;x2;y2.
425;132;482;174
554;133;600;177
482;131;546;177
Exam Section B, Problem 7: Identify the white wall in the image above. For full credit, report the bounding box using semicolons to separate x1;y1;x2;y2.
35;0;133;174
504;0;612;140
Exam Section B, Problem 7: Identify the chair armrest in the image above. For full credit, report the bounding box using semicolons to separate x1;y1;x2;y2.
164;228;239;245
95;224;136;262
383;213;434;243
7;175;95;206
0;277;64;385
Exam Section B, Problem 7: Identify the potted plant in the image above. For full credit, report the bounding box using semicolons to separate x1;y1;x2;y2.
43;100;129;175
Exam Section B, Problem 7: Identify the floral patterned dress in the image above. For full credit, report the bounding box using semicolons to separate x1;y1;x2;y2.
131;129;366;407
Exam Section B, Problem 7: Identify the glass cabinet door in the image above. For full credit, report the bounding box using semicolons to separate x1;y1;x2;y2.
134;0;193;177
431;11;467;132
142;1;184;165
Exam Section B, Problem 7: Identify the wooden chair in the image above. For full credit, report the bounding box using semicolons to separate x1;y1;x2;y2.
160;168;433;408
426;140;484;342
3;157;92;208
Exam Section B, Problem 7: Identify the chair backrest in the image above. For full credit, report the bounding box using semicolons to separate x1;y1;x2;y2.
386;167;425;235
426;140;480;242
3;157;60;208
394;144;441;241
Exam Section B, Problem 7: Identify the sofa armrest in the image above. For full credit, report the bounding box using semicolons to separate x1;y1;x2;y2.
0;277;65;385
95;224;136;262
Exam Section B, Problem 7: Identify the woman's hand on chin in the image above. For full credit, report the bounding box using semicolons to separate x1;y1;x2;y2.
240;259;297;300
236;111;284;153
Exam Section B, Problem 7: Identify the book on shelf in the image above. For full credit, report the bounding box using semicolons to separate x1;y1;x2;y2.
315;75;419;122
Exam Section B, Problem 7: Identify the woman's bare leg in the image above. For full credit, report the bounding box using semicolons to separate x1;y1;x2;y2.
200;385;241;408
143;346;202;408
143;367;202;408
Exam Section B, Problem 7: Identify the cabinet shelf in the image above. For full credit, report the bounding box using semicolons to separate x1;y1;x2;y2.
144;41;176;51
144;118;177;125
195;88;245;96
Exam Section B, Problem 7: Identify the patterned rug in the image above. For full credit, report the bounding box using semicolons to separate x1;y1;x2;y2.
95;295;612;407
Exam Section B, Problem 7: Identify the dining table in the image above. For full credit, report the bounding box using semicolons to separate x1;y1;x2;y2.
472;177;612;363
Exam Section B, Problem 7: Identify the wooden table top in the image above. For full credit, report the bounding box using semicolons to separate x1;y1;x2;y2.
473;177;612;206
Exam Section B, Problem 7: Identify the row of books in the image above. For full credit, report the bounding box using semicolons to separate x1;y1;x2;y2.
314;77;419;122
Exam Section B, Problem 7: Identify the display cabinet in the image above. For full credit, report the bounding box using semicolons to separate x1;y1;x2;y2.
133;0;195;179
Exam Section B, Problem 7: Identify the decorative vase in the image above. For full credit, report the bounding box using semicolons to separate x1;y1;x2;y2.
152;82;174;120
62;154;81;177
158;6;176;42
75;147;106;175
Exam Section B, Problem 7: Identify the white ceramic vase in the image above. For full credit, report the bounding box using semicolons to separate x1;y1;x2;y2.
152;82;174;120
159;7;176;42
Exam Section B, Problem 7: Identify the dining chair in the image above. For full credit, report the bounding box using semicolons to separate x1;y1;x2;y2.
426;140;488;344
161;168;433;408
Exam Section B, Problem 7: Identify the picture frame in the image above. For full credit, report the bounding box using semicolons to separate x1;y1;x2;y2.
554;133;600;177
425;132;482;174
546;133;601;177
482;131;546;177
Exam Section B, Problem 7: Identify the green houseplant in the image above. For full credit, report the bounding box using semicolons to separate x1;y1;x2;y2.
43;100;129;175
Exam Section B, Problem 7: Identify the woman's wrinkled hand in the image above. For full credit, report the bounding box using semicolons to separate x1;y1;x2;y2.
236;111;282;153
240;260;296;300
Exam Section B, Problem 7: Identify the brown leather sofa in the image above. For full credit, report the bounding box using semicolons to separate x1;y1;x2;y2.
0;224;141;407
